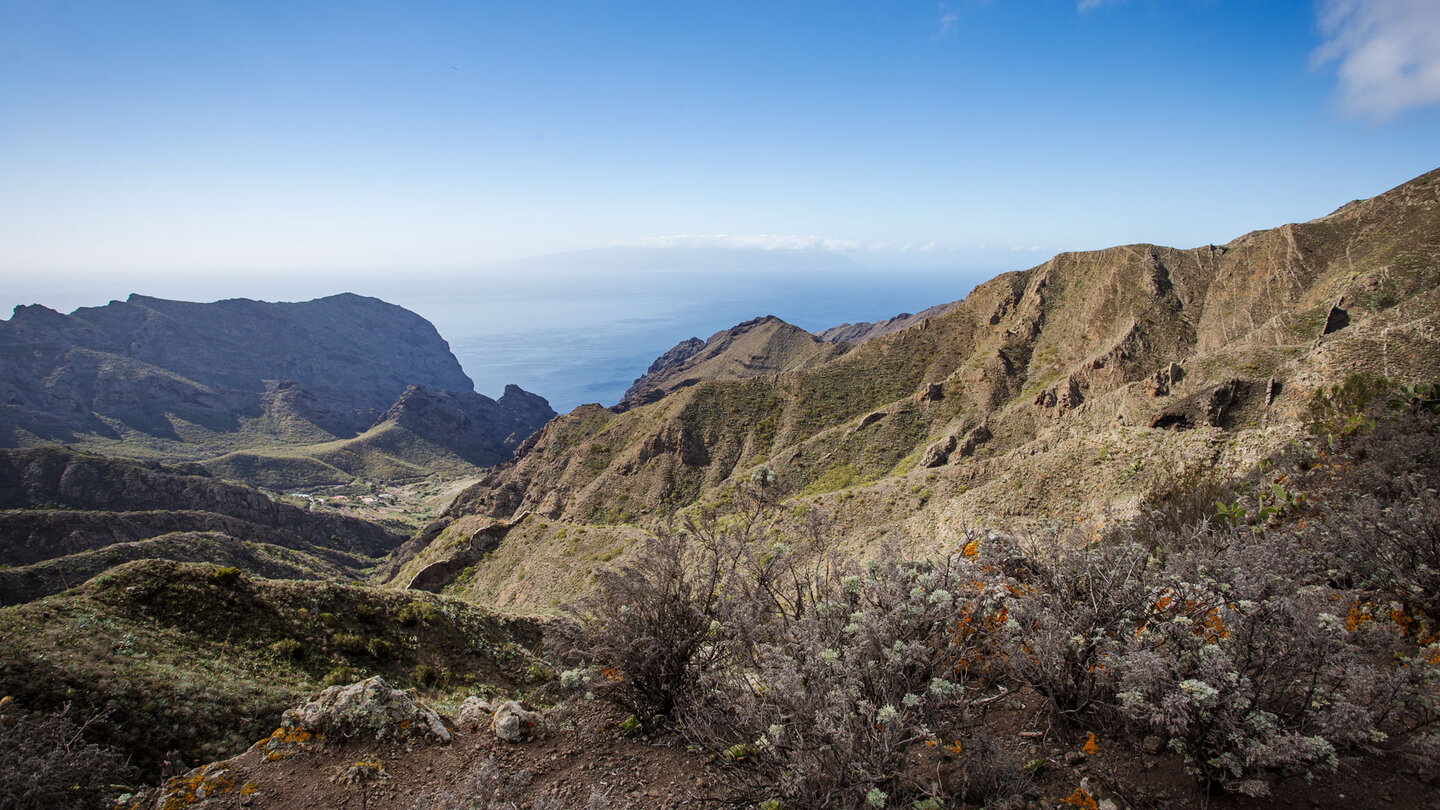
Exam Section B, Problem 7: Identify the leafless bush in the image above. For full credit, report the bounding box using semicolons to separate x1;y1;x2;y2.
1005;533;1155;727
0;698;133;810
681;534;1021;809
546;505;751;724
1316;410;1440;625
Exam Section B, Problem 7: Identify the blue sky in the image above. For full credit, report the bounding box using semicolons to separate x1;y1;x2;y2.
1;0;1438;294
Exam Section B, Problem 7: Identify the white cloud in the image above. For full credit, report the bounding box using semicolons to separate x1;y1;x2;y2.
611;235;953;253
1314;0;1440;118
935;4;960;38
614;234;866;252
1077;0;1124;13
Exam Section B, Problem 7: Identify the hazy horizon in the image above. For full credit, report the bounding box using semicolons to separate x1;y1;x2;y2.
2;247;1002;412
4;1;1439;287
4;0;1439;408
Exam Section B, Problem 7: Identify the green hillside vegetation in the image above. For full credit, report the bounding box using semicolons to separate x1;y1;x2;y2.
0;559;547;782
378;513;650;615
0;530;354;605
205;421;486;490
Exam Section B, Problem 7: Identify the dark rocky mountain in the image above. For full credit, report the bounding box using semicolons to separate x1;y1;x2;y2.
1;293;471;438
0;293;555;487
377;383;558;468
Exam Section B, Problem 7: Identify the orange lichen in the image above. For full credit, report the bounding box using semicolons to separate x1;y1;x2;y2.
1081;732;1099;757
254;724;321;763
1060;787;1099;810
156;763;240;810
1346;601;1375;632
1195;607;1229;643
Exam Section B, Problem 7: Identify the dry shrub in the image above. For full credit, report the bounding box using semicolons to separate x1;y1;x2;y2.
1004;534;1154;726
0;698;133;810
1317;409;1440;625
683;535;1023;809
555;486;1026;808
546;515;735;724
1116;527;1436;797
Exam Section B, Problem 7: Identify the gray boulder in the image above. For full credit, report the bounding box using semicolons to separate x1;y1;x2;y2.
490;700;539;742
280;676;451;744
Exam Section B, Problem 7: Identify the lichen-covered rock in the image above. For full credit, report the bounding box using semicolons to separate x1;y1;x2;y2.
252;723;323;762
117;761;258;809
281;676;451;744
490;700;538;742
457;696;493;729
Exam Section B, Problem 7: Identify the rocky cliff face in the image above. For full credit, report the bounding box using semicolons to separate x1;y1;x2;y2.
377;384;557;468
0;293;472;440
447;167;1440;534
0;293;555;487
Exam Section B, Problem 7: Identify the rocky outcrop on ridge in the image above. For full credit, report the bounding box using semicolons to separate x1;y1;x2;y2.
617;315;847;411
816;299;962;344
279;676;452;744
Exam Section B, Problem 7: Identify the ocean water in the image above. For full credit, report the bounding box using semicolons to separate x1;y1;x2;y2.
399;267;994;413
2;254;1006;415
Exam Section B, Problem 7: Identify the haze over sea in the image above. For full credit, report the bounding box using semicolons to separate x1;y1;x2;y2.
424;263;992;413
3;249;1001;414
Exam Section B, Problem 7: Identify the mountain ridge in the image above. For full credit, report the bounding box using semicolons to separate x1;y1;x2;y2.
616;315;848;411
441;166;1440;551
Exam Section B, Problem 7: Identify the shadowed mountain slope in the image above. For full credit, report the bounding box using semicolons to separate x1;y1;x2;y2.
0;446;407;602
